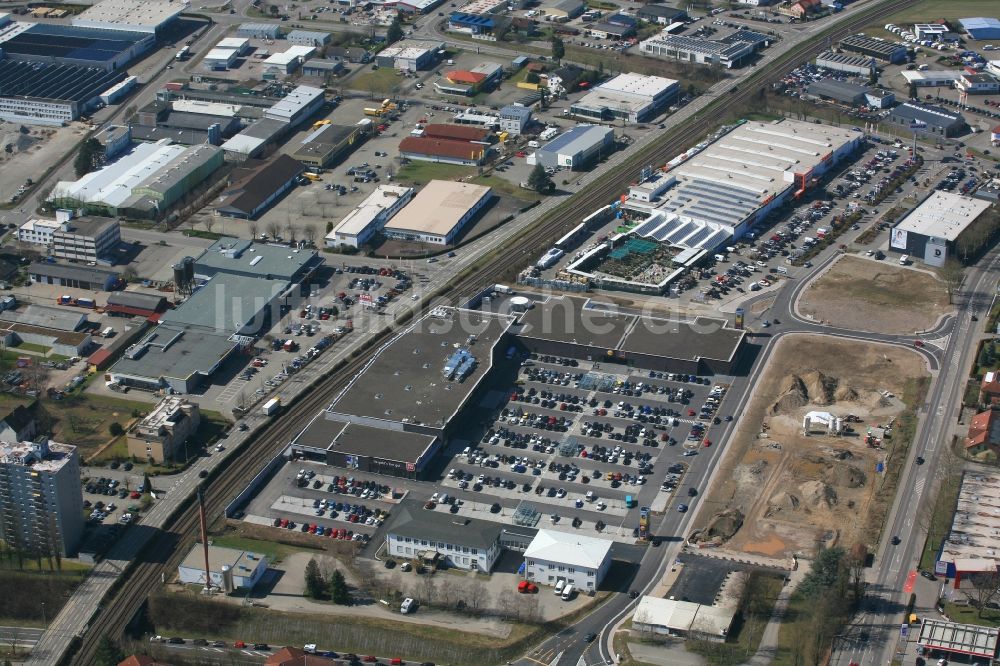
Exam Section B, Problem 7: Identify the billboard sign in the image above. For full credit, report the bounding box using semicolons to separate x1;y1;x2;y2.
934;560;949;576
735;307;745;330
890;227;908;250
924;235;947;267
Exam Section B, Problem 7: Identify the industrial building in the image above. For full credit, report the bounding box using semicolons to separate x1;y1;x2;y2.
94;124;132;159
935;471;1000;588
957;72;1000;94
900;70;962;88
325;184;414;248
290;307;515;477
540;0;585;19
887;102;967;137
105;291;168;318
286;30;331;47
132;98;240;145
436;63;503;95
889;191;992;266
0;60;125;124
398;135;489;166
523;529;612;592
236;23;280;39
636;5;687;24
301;59;345;79
0;439;83;558
619;119;860;254
805;79;894;108
0;304;88;333
220;117;290;160
514;295;746;375
126;397;201;463
49;141;224;218
449;13;496;36
215;154;304;219
0;319;93;357
632;596;736;642
177;544;269;591
375;39;443;71
203;47;239;70
71;0;184;35
839;34;907;63
570;73;679;124
28;262;121;290
639;32;756;68
263;85;325;126
108;238;322;393
290;123;366;168
50;212;121;264
960;17;1000;41
384;499;504;572
263;45;316;75
0;23;155;71
217;37;250;55
499;105;532;136
527;125;616;170
384;180;493;244
815;51;877;76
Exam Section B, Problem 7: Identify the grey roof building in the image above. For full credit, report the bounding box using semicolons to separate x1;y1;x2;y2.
105;290;167;316
888;102;967;137
108;325;238;394
636;5;687;24
286;29;331;46
499;104;531;136
0;305;87;332
215;154;304;219
806;79;869;105
194;237;322;281
529;124;615;170
384;499;504;571
840;34;907;63
815;51;877;76
236;23;280;39
28;262;121;290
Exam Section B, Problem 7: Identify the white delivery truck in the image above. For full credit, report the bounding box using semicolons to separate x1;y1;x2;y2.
262;398;281;416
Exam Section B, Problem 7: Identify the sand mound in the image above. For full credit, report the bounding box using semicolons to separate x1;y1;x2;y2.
768;491;800;512
772;375;809;413
771;371;859;414
800;480;838;507
835;385;859;402
690;508;744;544
803;370;838;405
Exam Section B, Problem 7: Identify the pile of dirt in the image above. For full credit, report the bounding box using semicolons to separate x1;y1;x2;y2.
825;463;867;488
771;370;859;414
766;491;800;515
690;508;744;544
800;480;838;507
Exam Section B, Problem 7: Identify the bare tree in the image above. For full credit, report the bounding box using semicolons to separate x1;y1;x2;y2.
303;224;318;245
248;221;259;240
204;216;215;234
420;575;438;607
465;580;489;613
964;571;1000;618
266;221;280;239
497;589;517;620
939;259;965;305
286;223;298;243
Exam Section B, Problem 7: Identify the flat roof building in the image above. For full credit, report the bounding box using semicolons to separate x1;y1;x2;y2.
105;290;168;318
815;51;877;76
960;17;1000;41
806;78;869;105
177;544;269;591
632;596;736;642
28;262;121;291
215;154;304;219
236;23;280;39
0;60;125;125
194;236;321;282
263;45;316;74
0;304;87;332
889;191;992;266
126;397;200;463
108;325;238;394
263;85;324;126
523;529;613;592
203;47;239;70
325;184;414;248
286;30;331;47
515;295;746;375
0;439;83;557
384;499;503;571
72;0;184;34
639;32;756;69
0;23;155;71
384;180;493;245
839;34;907;63
499;104;532;136
375;39;443;71
918;619;999;661
571;73;679;124
292;306;515;477
900;70;963;87
291;123;366;168
888;102;967;137
527;124;615;170
221;117;290;159
935;471;1000;587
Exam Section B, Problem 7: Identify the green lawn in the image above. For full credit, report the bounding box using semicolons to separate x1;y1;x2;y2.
687;572;785;666
919;465;964;570
209;536;312;565
348;67;405;95
865;0;1000;28
943;602;1000;628
396;161;475;185
473;175;541;202
15;342;50;354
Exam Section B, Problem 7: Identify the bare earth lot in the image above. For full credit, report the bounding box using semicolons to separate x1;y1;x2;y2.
692;336;928;559
798;255;951;334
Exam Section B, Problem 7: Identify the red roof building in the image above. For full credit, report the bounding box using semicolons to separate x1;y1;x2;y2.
422;123;491;142
119;656;172;666
979;370;1000;406
399;136;487;165
265;647;339;666
964;409;1000;455
445;69;487;85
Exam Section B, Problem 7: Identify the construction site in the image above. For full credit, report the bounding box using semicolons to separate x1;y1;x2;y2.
691;336;929;559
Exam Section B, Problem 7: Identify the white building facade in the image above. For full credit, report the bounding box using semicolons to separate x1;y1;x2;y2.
523;529;613;592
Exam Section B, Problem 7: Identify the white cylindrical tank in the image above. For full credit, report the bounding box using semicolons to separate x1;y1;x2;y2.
221;564;234;593
509;296;532;312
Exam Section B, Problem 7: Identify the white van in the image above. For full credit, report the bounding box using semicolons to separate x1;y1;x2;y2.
400;597;416;614
462;446;471;458
899;254;909;266
527;140;540;148
714;253;726;262
775;266;788;275
561;583;575;600
554;579;565;595
101;326;115;338
585;490;595;502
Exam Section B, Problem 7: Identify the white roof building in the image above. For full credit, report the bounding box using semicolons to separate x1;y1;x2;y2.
892;191;992;242
72;0;185;33
51;141;187;208
632;596;736;642
263;85;325;125
172;99;240;117
325;185;414;248
217;37;250;52
523;529;613;592
263;45;316;73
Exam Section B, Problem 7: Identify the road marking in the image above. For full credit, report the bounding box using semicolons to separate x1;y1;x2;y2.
913;477;925;498
903;570;917;594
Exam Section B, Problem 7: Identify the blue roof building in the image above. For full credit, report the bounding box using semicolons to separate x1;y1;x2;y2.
449;12;495;34
960;17;1000;40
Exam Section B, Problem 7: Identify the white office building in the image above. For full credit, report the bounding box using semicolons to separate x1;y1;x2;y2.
177;544;269;591
325;185;413;248
523;529;613;592
384;500;503;572
263;85;324;125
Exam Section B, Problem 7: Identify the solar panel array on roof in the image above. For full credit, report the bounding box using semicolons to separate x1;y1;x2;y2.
0;60;125;103
0;23;149;66
443;348;476;380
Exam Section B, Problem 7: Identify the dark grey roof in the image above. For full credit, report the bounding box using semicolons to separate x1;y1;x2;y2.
28;262;118;284
384;499;503;550
215;154;303;217
721;29;769;46
0;60;124;104
2;404;35;433
160;111;227;131
891;102;966;128
130;124;211;145
294;417;437;463
106;291;167;311
806;78;868;103
637;5;686;18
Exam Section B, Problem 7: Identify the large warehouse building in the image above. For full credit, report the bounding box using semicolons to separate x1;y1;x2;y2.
0;60;125;124
888;102;967;137
324;184;414;248
889;191;993;266
960;17;1000;41
0;23;155;71
71;0;184;35
624;118;860;249
570;73;679;124
383;180;492;245
527;125;615;171
291;307;517;478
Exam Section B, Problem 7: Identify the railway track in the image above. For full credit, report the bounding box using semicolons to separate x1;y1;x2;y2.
69;2;913;662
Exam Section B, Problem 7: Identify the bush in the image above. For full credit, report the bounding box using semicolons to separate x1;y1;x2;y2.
108;422;125;437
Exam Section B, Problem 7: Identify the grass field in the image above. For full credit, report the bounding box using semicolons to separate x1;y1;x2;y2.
864;0;1000;28
943;601;1000;627
348;67;405;95
210;535;315;565
0;569;88;626
919;464;963;570
473;174;541;202
687;573;785;665
396;161;475;185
